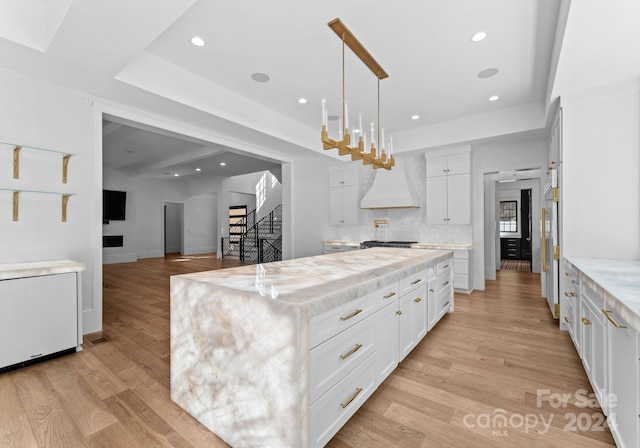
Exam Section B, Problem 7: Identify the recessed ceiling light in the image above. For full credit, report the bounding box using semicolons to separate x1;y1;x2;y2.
251;73;270;83
411;114;420;120
477;68;499;79
190;36;205;47
489;95;500;102
471;31;487;42
174;173;180;177
298;98;307;104
220;162;226;166
195;168;202;172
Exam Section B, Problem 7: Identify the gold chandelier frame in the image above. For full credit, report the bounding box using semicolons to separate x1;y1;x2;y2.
321;18;394;170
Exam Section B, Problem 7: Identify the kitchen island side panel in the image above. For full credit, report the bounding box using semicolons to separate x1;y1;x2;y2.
170;275;309;448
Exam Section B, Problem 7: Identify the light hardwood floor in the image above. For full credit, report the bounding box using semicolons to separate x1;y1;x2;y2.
0;254;615;447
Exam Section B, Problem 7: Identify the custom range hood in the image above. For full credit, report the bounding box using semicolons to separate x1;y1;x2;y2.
360;158;421;209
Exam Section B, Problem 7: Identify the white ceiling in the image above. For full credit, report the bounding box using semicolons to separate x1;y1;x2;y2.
0;0;568;178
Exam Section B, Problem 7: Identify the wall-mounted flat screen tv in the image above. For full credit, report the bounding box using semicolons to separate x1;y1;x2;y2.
103;190;127;221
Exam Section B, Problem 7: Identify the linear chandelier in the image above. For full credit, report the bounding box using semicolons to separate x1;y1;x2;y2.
321;18;394;170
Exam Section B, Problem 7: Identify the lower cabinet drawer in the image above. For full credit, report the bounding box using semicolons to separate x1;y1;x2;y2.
453;273;469;290
309;315;377;403
436;287;452;321
309;354;377;448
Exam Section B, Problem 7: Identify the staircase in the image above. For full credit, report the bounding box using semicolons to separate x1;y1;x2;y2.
222;204;282;263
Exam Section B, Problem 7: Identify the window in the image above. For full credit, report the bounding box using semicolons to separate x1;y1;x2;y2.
499;200;518;232
256;173;266;212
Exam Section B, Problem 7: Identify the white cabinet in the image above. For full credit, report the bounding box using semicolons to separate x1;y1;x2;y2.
397;276;428;362
329;165;359;225
548;107;562;169
453;249;473;293
425;151;471;225
606;307;639;448
0;269;83;371
581;284;607;414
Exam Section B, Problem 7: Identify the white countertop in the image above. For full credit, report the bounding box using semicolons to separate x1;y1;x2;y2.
0;259;86;280
323;240;473;250
566;257;640;332
172;247;452;318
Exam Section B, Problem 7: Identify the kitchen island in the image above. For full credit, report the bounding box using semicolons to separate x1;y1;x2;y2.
170;248;453;447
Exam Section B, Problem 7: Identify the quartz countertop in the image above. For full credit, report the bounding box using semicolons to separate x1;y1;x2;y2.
0;259;86;280
172;247;452;318
322;240;473;251
566;257;640;333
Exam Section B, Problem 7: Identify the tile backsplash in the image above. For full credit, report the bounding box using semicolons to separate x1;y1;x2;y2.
325;154;473;243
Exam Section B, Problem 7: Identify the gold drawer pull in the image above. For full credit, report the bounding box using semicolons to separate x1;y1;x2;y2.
564;317;571;323
383;291;396;299
340;343;363;360
571;280;579;285
581;317;591;325
602;310;627;329
396;310;402;316
414;297;422;303
442;301;450;308
564;292;576;297
340;387;363;409
565;272;572;276
340;309;362;321
411;278;422;285
429;288;435;293
443;264;450;269
443;280;450;286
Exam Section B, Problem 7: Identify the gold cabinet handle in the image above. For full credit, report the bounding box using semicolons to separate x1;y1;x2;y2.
340;343;363;360
443;281;450;286
565;272;572;276
396;310;402;316
429;288;435;293
571;280;579;285
581;317;591;325
414;297;422;303
442;301;450;308
383;291;396;299
443;264;450;269
602;310;627;329
564;317;571;323
564;292;576;297
340;309;362;321
411;278;422;285
340;387;363;408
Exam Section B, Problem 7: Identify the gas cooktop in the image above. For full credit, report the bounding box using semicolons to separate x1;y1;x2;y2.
361;240;417;248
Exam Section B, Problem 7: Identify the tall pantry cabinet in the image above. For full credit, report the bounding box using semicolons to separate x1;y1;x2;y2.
557;78;640;448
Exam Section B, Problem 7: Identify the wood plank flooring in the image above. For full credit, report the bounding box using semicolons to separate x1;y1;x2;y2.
500;259;532;272
0;255;615;447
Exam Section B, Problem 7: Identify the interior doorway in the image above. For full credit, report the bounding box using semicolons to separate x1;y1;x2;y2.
164;202;184;256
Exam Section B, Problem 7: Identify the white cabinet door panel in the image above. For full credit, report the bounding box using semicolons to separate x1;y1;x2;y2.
447;173;470;224
0;273;77;369
426;176;447;225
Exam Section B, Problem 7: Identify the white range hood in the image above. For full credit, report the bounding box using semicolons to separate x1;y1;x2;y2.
360;158;421;209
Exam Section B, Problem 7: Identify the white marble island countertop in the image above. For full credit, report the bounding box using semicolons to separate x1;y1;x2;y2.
170;248;452;447
566;258;640;332
172;247;451;318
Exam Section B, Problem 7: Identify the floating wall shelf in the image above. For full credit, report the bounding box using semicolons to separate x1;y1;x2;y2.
1;142;75;183
0;189;74;222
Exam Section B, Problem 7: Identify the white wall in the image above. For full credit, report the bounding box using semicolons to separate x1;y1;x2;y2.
0;68;98;331
561;79;640;260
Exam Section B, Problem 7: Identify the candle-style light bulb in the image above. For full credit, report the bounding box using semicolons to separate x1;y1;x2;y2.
389;136;394;158
370;122;375;145
344;102;349;130
321;98;327;127
381;128;386;151
338;118;343;141
358;114;363;134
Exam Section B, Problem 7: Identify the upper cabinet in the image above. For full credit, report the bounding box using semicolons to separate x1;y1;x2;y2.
425;149;471;225
328;165;359;225
548;107;562;170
